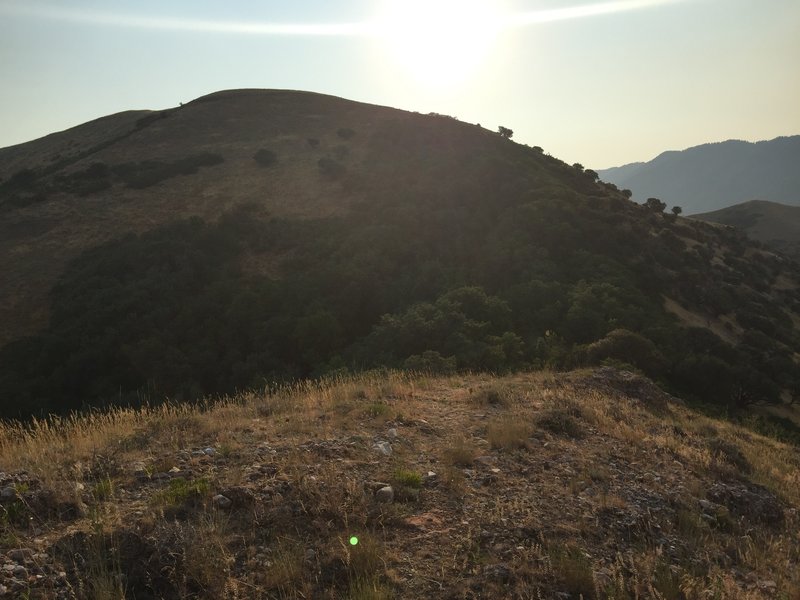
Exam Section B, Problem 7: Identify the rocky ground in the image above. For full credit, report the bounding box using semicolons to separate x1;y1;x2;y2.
1;369;798;599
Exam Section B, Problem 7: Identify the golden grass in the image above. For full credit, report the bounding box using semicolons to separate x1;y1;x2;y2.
1;369;798;598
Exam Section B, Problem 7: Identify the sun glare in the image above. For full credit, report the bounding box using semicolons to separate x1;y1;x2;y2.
375;0;504;87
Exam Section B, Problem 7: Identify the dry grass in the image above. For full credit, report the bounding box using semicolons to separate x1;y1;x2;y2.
1;368;798;598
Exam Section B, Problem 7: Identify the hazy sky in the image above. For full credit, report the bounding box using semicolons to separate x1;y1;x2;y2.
0;0;798;168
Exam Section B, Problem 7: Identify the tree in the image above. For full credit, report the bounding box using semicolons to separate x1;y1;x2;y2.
621;189;633;199
644;197;667;213
671;206;682;217
584;169;599;182
497;126;513;139
572;163;584;172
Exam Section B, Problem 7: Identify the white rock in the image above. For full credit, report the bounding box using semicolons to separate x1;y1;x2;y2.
203;447;217;456
0;486;16;499
213;494;232;509
374;441;392;456
375;486;394;503
387;428;398;439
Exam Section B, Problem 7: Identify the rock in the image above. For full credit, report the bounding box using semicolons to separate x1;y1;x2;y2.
698;499;714;513
12;566;27;579
304;549;316;561
707;482;784;526
0;584;6;596
212;495;232;509
365;481;391;492
0;486;16;500
387;428;398;439
7;548;32;563
757;581;777;592
375;486;394;504
374;441;392;456
168;466;181;474
218;486;256;507
203;447;217;456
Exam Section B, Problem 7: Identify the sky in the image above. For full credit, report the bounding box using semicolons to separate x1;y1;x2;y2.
0;0;798;168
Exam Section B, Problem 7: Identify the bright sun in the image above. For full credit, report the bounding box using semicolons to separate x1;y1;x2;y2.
376;0;504;87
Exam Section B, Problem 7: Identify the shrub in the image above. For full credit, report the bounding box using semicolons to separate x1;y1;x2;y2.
536;407;584;438
583;328;666;377
392;469;422;489
487;417;531;449
403;350;456;374
253;149;278;167
152;477;210;508
337;128;356;140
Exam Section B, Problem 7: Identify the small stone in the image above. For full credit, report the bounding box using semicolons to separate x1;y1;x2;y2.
12;566;27;579
191;450;205;457
304;549;316;561
374;441;392;456
387;428;398;439
365;481;391;492
213;495;232;509
169;466;181;473
0;584;6;596
758;581;777;591
203;447;217;456
0;486;15;500
375;486;394;503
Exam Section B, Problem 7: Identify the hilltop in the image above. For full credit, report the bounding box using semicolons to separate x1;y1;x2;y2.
598;136;800;214
693;200;800;259
0;369;798;598
1;90;800;422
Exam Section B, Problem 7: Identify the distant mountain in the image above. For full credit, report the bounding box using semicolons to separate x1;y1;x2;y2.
693;200;800;258
2;90;800;419
598;136;800;214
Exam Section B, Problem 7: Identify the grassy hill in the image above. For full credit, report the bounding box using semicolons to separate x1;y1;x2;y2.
1;90;800;420
597;136;800;214
693;200;800;259
0;369;798;598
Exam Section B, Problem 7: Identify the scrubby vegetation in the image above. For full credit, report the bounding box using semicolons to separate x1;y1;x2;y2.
2;121;800;419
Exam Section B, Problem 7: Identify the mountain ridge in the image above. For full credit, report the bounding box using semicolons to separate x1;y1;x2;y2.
597;135;800;214
692;199;800;259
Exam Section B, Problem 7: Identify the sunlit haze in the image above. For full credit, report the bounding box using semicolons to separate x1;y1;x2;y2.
0;0;797;167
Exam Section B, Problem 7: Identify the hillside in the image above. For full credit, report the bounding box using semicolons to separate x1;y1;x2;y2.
0;369;798;599
597;136;800;214
693;200;800;259
1;90;800;421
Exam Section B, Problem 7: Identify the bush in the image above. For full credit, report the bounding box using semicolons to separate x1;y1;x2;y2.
113;153;224;189
583;328;666;376
337;128;356;140
253;149;278;167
